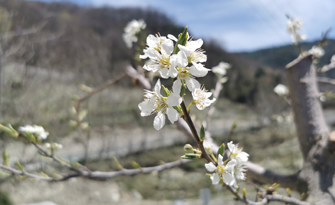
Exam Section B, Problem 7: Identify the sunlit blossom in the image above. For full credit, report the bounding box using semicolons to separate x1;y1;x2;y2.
227;141;249;163
138;79;182;130
192;87;216;110
205;154;236;186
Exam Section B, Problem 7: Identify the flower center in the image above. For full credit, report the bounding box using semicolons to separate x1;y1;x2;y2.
155;97;168;113
216;165;226;175
177;67;191;80
159;55;170;69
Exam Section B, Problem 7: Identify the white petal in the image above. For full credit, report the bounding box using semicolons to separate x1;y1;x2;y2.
189;63;209;77
178;45;192;56
158;68;170;79
166;93;182;107
146;34;157;48
154;79;161;95
172;79;182;95
161;39;174;56
186;78;200;92
210;173;220;185
138;100;154;116
227;141;234;152
166;108;179;123
223;173;235;187
144;48;160;59
226;159;237;171
218;154;223;166
237;152;249;162
205;162;217;172
167;34;178;41
187;39;203;51
177;51;188;67
153;112;166;130
168;67;178;78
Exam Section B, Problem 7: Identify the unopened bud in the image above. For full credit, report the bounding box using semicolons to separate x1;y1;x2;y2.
184;144;194;152
203;143;213;155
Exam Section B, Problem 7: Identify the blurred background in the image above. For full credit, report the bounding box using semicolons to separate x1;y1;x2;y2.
0;0;334;204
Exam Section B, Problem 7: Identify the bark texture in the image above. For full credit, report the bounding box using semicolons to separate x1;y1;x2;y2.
286;54;335;204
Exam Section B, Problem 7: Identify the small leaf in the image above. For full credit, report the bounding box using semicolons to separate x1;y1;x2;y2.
132;161;141;169
286;188;291;197
173;26;188;54
161;85;171;97
217;143;225;158
80;84;93;92
242;188;247;198
113;157;122;170
200;125;205;142
15;161;24;172
3;148;9;166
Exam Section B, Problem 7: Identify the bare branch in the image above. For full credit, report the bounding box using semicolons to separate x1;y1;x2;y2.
75;73;128;112
317;77;335;86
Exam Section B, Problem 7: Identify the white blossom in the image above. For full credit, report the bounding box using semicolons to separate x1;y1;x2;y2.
205;154;236;186
171;51;209;92
286;17;306;44
308;46;325;58
274;84;289;96
192;87;216;110
227;141;249;163
19;125;49;140
138;79;182;130
122;19;146;48
212;62;230;76
140;38;175;78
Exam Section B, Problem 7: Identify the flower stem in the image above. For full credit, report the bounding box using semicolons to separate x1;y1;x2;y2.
187;100;195;112
180;100;216;165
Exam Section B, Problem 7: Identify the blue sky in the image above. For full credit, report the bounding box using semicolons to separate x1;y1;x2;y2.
38;0;335;52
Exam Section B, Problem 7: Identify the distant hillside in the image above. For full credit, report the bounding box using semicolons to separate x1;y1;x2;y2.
0;0;287;109
239;39;335;70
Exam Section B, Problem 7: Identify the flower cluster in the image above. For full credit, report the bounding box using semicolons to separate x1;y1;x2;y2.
18;125;49;140
138;30;216;130
286;17;306;44
308;46;325;58
205;141;248;187
212;61;230;77
122;19;146;48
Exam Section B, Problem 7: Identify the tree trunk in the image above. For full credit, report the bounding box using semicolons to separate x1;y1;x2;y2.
286;54;335;204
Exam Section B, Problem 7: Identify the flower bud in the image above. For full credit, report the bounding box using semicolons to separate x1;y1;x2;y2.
203;143;213;155
184;144;194;152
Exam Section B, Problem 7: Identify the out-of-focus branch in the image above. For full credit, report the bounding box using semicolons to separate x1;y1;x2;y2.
0;20;48;40
75;73;128;112
225;185;310;205
317;77;335;86
0;159;190;181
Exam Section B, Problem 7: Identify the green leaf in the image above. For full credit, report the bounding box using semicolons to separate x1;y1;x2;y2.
217;143;225;158
15;161;24;172
3;148;9;166
131;161;141;169
162;85;171;96
173;26;188;54
200;125;205;142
